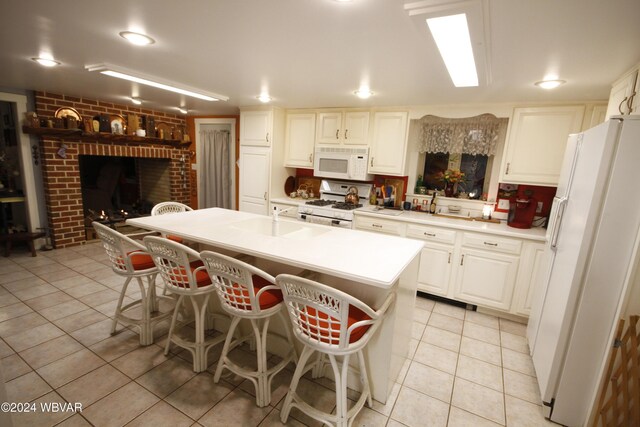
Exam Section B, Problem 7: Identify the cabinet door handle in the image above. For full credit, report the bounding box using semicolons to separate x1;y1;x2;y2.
266;132;270;143
336;129;339;139
370;157;374;167
627;92;636;113
460;254;464;266
263;192;267;200
505;162;510;174
619;96;629;115
372;223;382;228
424;232;436;237
309;153;313;162
448;253;451;264
344;129;348;139
483;242;498;247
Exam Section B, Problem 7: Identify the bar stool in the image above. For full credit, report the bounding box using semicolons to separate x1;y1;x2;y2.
150;201;193;244
276;274;395;427
200;251;297;407
143;236;227;372
92;222;174;346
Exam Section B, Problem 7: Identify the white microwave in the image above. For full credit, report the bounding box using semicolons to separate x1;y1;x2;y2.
313;147;373;181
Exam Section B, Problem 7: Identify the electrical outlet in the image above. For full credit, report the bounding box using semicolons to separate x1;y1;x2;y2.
536;201;543;213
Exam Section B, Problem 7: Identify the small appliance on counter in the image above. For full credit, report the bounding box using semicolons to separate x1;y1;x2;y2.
507;191;537;229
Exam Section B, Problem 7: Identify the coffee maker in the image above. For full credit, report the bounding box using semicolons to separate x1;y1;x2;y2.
507;191;537;229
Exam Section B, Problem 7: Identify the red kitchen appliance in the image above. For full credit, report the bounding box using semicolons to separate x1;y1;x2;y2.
508;194;537;229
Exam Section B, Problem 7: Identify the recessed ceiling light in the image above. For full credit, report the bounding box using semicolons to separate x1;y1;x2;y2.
119;31;155;46
130;97;142;105
534;79;566;89
178;107;188;114
85;63;228;101
354;88;373;99
32;57;60;67
256;94;272;103
426;13;478;87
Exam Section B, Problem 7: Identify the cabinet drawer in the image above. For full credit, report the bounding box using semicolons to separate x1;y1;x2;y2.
462;233;522;254
406;224;456;245
354;217;404;236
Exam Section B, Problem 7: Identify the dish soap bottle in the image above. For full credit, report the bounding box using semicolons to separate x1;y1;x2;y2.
430;193;437;214
369;186;377;205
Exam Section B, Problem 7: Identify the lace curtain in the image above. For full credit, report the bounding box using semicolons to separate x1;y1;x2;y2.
416;113;508;156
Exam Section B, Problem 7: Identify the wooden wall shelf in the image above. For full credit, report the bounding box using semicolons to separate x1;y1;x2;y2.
22;126;190;148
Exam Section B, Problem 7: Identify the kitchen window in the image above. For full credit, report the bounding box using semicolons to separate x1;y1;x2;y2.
416;114;507;199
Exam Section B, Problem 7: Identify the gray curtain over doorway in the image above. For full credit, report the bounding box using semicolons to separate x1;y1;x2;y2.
199;129;231;209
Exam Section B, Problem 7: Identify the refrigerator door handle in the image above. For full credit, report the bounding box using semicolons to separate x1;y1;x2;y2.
550;197;567;249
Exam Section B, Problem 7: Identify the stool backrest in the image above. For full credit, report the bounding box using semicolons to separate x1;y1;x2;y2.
143;235;206;294
151;202;193;216
276;274;392;352
200;251;277;316
93;221;151;275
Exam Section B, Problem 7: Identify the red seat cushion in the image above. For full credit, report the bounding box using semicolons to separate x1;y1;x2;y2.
168;260;212;288
301;305;372;344
224;275;283;310
127;251;155;271
167;235;184;244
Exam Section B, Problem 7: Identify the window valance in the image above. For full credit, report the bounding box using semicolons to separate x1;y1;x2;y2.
416;113;508;156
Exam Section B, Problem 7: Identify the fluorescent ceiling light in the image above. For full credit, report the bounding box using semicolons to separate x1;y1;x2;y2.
354;88;373;99
32;57;60;67
85;63;228;101
535;79;566;89
256;94;272;103
130;97;142;105
177;107;188;114
427;13;478;87
119;31;155;46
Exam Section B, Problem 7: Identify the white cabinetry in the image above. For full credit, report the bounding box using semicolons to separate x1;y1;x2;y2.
406;224;456;297
606;67;639;118
284;113;315;168
240;110;273;146
500;106;584;186
512;242;547;316
239;146;271;214
368;111;409;176
353;216;404;236
316;111;369;146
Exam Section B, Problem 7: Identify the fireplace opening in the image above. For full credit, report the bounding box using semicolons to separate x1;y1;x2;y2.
79;155;171;233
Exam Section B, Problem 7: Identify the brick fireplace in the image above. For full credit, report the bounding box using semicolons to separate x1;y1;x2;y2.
35;92;191;248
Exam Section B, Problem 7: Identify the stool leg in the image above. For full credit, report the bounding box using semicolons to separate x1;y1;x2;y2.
277;309;298;363
251;317;271;407
190;294;212;372
147;274;159;313
281;345;315;424
358;350;372;408
214;315;241;382
165;295;184;356
328;353;351;427
112;276;132;335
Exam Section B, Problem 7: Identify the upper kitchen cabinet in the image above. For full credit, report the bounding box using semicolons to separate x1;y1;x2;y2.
500;106;584;186
368;111;409;176
240;110;273;146
316;110;369;146
284;112;315;168
605;66;639;118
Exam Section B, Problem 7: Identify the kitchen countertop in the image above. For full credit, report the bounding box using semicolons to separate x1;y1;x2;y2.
356;206;547;242
127;208;423;289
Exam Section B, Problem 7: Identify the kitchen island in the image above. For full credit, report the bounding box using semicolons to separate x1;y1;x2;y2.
127;207;423;403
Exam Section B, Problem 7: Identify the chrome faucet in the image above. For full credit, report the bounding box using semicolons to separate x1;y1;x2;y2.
273;206;295;222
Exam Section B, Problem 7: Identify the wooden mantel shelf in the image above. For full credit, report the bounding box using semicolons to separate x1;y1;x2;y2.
22;126;190;148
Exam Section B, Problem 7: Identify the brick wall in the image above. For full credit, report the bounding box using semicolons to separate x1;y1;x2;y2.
35;92;191;248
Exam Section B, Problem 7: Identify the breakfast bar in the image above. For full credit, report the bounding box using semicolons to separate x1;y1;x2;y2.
127;207;423;403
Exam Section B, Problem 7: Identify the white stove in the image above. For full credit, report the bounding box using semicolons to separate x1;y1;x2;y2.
297;180;372;228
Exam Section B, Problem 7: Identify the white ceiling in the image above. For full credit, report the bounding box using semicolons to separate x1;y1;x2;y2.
1;0;639;115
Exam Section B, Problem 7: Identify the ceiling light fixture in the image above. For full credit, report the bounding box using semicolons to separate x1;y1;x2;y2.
119;31;155;46
354;87;373;99
177;107;188;114
85;63;228;101
130;97;142;105
256;94;272;103
32;57;60;67
534;79;566;89
426;13;478;87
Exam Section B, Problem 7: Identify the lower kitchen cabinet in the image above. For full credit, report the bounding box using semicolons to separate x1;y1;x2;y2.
512;241;547;316
417;242;454;296
454;248;519;311
353;216;404;236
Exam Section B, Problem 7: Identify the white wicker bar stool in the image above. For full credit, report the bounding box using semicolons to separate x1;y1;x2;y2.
200;251;297;408
92;222;174;346
143;236;227;372
150;201;193;245
276;274;395;427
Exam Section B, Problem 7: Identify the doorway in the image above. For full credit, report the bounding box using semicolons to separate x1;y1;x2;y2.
195;118;237;209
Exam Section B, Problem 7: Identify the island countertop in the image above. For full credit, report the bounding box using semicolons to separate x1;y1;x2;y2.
127;208;424;289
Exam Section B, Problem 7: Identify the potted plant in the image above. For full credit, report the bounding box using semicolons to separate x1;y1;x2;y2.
435;169;465;197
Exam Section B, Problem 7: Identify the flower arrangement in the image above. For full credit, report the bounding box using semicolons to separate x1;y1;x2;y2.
435;169;465;184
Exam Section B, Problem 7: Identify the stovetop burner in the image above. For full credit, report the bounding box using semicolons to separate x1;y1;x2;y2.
332;202;363;210
305;199;335;206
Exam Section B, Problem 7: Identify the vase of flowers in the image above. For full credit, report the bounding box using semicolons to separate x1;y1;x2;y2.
435;169;465;197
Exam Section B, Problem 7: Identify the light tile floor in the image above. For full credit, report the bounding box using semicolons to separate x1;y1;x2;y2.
0;242;558;426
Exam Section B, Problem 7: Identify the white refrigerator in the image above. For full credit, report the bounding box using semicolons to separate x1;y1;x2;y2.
527;116;640;426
